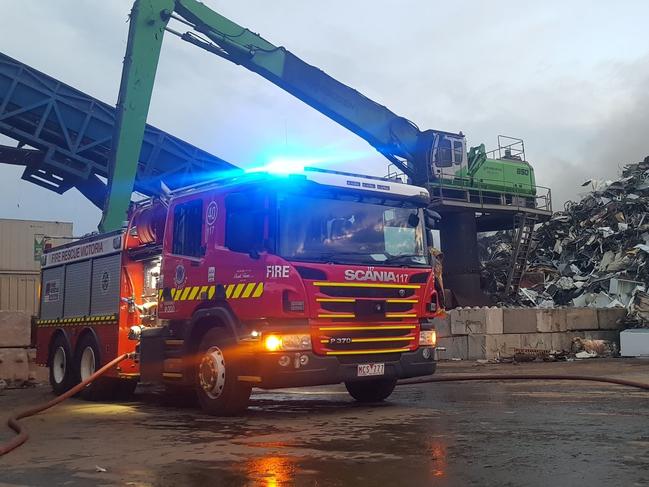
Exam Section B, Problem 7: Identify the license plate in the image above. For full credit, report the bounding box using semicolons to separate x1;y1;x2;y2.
357;363;385;377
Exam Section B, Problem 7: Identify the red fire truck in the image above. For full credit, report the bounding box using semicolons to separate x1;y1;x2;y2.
36;167;443;414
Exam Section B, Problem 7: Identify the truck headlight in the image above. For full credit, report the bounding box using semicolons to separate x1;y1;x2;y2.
264;334;312;352
419;330;437;346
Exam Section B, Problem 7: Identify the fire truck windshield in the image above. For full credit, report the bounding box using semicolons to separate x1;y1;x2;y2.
277;193;428;267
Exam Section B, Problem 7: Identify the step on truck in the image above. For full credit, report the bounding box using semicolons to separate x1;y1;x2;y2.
35;168;443;414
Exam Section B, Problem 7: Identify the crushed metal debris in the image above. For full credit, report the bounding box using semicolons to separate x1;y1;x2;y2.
479;155;649;328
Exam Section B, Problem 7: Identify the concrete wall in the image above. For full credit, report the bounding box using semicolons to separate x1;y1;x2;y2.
434;307;626;361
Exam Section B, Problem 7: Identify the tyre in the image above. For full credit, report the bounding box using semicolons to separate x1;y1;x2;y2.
345;378;397;403
194;327;251;416
74;334;115;401
49;334;75;395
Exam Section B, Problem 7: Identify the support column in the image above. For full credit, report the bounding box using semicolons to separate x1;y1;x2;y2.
438;211;489;307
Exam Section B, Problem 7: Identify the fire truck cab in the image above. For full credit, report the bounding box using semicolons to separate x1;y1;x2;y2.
36;168;443;414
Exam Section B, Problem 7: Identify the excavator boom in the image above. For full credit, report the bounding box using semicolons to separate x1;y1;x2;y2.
102;0;466;231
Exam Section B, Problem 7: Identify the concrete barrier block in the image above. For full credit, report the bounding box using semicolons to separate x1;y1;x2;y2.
0;311;32;347
520;333;553;350
437;336;468;360
431;314;451;338
450;307;503;335
536;309;567;333
468;334;522;360
26;348;40;381
0;348;30;384
565;308;597;331
503;308;537;334
596;308;627;330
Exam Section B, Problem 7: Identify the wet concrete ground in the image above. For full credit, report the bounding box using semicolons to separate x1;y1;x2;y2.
1;359;649;486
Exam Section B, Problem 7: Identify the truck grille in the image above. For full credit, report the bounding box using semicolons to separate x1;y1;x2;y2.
312;281;421;356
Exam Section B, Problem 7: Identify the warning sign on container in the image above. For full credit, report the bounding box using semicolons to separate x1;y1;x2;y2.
44;279;60;302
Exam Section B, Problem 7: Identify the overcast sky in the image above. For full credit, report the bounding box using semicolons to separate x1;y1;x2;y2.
2;0;649;235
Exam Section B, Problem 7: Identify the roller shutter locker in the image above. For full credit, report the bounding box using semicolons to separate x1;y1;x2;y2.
64;260;91;317
91;253;121;316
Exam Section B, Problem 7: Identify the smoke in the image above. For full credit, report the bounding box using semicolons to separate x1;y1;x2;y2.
548;54;649;208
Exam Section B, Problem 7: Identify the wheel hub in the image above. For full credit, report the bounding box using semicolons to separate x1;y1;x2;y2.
198;347;226;399
80;346;96;382
52;346;66;384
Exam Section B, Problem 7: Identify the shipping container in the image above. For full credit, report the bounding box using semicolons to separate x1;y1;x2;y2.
0;218;73;272
0;272;39;314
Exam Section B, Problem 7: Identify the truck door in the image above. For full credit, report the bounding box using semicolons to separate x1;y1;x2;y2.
215;190;273;319
160;198;206;318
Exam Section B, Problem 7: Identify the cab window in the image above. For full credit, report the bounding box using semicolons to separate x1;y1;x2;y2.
172;199;203;257
225;192;266;254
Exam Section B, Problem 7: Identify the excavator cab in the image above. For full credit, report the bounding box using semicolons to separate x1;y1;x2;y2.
430;132;467;179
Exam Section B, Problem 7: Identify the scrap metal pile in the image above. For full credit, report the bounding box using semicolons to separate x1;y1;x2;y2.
479;156;649;326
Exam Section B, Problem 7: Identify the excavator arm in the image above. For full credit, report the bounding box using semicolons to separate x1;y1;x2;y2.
102;0;465;230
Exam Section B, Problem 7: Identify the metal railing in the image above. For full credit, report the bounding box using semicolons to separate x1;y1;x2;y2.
428;172;552;213
486;135;526;161
385;163;552;213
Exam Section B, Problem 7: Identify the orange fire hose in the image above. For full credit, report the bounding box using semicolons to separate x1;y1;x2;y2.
2;357;649;457
0;353;132;457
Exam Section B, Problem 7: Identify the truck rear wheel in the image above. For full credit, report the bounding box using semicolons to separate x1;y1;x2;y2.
49;334;75;395
345;378;397;403
75;334;115;401
195;327;251;416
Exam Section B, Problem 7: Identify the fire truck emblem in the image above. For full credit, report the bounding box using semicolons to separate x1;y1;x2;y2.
174;264;186;287
206;201;218;226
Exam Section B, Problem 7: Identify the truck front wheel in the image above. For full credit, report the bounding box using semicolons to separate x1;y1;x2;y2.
195;327;251;416
345;378;397;403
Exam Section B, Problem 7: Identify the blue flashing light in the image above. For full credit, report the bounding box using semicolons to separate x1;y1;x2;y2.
245;157;308;175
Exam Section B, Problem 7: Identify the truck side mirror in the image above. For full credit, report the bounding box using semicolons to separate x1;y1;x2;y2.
424;208;441;228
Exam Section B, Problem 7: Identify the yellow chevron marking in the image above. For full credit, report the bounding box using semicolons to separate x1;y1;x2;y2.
199;285;208;298
188;286;201;300
231;283;245;299
208;286;216;299
171;288;178;300
313;281;420;289
158;289;163;298
241;282;256;298
252;282;264;298
225;284;234;298
180;287;192;300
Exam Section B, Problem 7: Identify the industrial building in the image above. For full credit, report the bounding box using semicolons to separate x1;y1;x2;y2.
0;218;72;314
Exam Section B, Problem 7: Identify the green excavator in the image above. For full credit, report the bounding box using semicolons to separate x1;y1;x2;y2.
101;0;540;232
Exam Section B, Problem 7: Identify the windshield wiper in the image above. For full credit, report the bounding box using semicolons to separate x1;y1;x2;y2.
383;253;428;265
290;251;382;264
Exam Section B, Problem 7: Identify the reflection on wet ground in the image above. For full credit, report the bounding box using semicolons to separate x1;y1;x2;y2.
1;360;649;486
